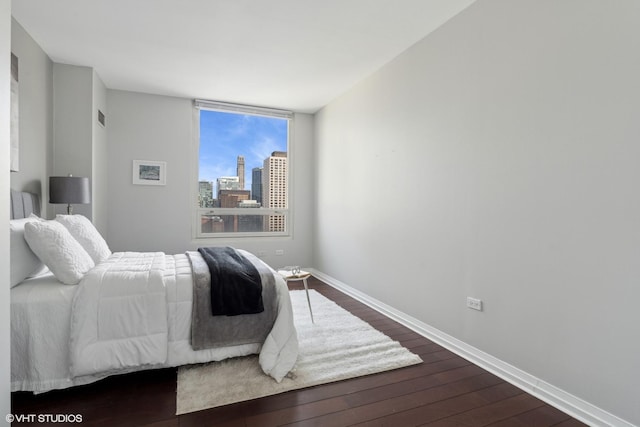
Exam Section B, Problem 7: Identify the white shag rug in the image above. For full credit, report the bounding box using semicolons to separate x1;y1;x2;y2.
176;289;422;415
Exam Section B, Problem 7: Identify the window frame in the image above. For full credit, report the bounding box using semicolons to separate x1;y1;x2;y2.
192;100;294;240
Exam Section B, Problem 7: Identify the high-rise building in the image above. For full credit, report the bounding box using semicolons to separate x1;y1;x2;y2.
218;189;250;208
263;151;287;232
218;190;253;233
251;167;263;206
216;176;240;198
237;155;245;190
198;180;214;208
218;189;251;232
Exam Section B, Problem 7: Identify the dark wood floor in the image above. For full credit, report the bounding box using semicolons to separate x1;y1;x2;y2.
12;277;587;427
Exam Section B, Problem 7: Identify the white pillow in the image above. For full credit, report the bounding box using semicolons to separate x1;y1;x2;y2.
55;214;111;264
9;216;45;287
24;220;95;285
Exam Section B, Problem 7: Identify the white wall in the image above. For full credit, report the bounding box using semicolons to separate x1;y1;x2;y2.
9;19;53;214
1;0;12;421
91;71;108;234
107;90;314;268
314;0;640;424
106;90;192;253
52;64;93;218
52;63;108;227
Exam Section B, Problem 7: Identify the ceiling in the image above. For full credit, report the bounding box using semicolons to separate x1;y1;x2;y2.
12;0;475;113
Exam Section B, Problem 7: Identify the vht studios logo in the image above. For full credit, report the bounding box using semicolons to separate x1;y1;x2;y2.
6;413;83;423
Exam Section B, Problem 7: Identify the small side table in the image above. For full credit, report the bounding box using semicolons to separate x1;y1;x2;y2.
277;269;314;323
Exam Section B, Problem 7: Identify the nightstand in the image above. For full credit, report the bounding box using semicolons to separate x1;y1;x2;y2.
277;269;314;323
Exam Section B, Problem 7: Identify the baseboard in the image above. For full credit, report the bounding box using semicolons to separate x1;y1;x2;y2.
309;269;635;427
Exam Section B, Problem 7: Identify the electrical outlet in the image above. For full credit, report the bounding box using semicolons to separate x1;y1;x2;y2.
466;297;483;311
275;249;284;256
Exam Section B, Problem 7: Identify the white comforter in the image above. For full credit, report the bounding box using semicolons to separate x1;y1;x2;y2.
12;251;298;392
70;252;169;377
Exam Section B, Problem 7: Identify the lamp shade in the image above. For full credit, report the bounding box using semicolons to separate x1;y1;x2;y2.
49;176;91;204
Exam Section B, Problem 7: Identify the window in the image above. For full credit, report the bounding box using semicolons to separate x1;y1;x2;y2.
193;100;293;238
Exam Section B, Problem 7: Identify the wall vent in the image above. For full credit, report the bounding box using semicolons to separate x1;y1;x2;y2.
98;109;106;127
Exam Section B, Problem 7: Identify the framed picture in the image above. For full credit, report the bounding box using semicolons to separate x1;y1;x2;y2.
10;53;19;172
133;160;166;186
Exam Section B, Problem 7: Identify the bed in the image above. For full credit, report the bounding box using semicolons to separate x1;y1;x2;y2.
9;190;299;393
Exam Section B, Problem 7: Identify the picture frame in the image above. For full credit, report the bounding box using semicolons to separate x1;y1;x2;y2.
10;53;19;172
133;160;166;186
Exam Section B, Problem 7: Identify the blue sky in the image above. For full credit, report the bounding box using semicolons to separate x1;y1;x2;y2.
199;110;288;191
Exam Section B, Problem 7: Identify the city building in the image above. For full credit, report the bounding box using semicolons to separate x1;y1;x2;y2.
251;167;262;206
216;176;240;198
236;155;245;190
263;151;287;232
198;180;214;208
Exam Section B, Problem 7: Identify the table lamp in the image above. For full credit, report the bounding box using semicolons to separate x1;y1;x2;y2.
49;175;91;215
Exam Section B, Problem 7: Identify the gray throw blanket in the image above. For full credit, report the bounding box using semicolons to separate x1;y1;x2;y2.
186;249;277;350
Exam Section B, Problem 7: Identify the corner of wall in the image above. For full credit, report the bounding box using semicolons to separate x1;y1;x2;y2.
2;0;13;419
